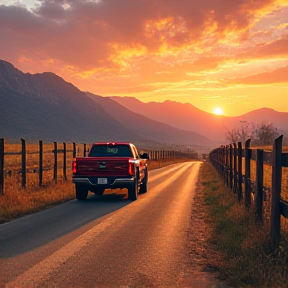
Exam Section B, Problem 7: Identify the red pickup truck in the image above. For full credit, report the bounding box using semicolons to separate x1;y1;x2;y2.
72;142;149;201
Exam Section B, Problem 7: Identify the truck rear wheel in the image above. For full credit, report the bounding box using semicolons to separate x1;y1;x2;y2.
128;178;138;201
139;168;148;194
76;185;88;200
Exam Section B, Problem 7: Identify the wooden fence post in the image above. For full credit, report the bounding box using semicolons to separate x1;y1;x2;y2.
0;138;4;195
221;146;224;178
225;146;229;186
255;149;264;223
233;143;237;194
39;140;43;187
229;144;233;189
237;142;243;202
63;142;67;181
270;135;283;248
245;139;251;209
73;142;76;158
53;142;58;184
21;138;26;189
216;148;218;169
83;144;86;157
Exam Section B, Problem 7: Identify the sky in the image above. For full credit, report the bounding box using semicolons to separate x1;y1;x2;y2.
0;0;287;116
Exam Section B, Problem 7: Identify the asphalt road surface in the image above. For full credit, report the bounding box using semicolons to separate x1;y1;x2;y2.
0;161;214;288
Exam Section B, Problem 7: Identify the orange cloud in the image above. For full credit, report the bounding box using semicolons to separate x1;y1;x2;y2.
0;0;287;115
1;0;284;71
228;65;288;84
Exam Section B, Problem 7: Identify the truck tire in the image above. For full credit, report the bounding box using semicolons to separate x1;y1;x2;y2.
139;168;148;194
128;177;138;201
76;185;88;200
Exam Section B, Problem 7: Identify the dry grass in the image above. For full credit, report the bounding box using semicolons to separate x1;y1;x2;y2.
200;161;288;287
0;180;75;224
0;157;192;224
242;145;288;233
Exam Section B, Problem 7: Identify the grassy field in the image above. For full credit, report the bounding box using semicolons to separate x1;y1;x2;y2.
199;161;288;288
0;157;192;224
246;145;288;202
3;142;82;188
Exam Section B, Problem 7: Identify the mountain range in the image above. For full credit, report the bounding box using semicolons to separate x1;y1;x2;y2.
111;97;288;142
1;59;287;152
86;93;211;147
0;60;141;145
0;59;212;151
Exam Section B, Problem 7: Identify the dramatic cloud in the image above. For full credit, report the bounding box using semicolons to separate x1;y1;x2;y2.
0;0;287;115
228;65;288;84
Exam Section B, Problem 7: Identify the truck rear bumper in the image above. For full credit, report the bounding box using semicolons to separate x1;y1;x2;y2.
72;177;135;188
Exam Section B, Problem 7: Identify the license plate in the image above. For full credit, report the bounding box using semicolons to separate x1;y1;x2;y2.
97;178;107;184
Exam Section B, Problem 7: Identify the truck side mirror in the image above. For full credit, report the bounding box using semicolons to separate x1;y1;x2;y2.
140;152;149;160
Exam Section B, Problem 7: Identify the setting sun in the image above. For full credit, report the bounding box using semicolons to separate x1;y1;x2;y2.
213;107;224;115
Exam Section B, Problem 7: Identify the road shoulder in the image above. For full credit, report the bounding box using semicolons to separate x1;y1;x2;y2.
178;162;228;288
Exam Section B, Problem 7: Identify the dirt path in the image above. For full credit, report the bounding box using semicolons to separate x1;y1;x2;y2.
178;169;228;288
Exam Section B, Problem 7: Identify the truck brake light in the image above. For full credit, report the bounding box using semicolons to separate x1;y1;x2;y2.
72;160;77;174
128;161;134;175
128;160;136;175
128;159;139;175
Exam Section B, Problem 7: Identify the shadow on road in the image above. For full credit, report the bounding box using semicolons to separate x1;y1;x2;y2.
0;190;134;258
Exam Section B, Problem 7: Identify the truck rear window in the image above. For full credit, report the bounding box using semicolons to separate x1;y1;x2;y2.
88;144;133;157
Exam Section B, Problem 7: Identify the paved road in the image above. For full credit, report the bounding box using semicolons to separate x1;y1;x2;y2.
1;162;203;287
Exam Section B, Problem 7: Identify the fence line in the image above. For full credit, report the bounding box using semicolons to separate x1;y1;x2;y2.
0;138;85;195
0;138;194;195
209;135;288;248
147;149;193;160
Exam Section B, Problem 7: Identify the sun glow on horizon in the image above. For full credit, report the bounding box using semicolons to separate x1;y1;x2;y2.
213;107;224;115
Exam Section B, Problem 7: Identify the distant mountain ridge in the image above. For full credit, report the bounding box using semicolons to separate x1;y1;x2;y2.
2;59;285;149
86;92;212;147
0;59;212;150
111;96;288;142
0;60;141;144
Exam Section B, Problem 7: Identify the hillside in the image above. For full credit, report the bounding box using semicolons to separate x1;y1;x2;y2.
111;96;288;142
233;108;288;132
86;93;213;149
0;59;212;150
0;60;140;144
3;59;283;149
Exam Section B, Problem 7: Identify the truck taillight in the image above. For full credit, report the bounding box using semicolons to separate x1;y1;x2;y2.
72;161;77;174
128;159;139;175
128;160;135;175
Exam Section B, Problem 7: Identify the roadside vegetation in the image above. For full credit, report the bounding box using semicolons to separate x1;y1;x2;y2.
0;157;192;224
199;161;288;288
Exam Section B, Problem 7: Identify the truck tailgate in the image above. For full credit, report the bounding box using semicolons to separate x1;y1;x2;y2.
75;157;131;177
